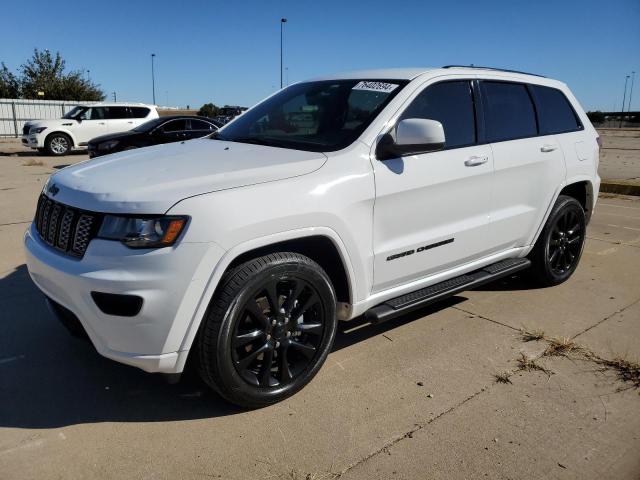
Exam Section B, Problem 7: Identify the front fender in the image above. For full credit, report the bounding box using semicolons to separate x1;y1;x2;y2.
171;227;358;368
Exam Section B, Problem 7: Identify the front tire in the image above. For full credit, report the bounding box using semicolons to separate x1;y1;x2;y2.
45;133;71;156
528;195;586;286
198;252;337;408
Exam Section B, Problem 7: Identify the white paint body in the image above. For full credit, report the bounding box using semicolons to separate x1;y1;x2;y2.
22;102;158;150
24;68;600;373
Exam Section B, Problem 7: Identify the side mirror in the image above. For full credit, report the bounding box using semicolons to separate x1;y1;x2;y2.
376;118;445;160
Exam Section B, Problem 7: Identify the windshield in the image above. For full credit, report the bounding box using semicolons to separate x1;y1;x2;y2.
213;79;408;152
62;106;87;119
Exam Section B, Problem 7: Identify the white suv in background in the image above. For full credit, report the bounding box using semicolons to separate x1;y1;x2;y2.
24;66;600;407
22;103;158;156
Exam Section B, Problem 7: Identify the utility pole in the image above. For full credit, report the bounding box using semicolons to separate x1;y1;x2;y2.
627;71;635;115
280;18;287;89
151;53;156;105
112;91;117;102
620;75;629;128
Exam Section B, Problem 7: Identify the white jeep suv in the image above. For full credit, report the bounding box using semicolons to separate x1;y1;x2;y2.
24;67;600;407
22;103;158;156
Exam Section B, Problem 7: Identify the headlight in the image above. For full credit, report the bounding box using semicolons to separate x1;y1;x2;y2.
30;126;47;134
98;139;120;151
97;215;188;248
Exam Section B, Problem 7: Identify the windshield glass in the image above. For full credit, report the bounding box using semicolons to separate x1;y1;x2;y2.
213;79;408;152
62;106;87;119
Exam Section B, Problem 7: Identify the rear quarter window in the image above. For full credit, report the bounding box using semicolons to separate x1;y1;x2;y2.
130;107;151;118
530;85;582;135
481;81;537;142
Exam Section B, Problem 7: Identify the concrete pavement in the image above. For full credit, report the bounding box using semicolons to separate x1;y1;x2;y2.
0;138;639;479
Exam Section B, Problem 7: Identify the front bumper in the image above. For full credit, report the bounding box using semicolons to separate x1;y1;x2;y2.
21;134;42;149
24;223;223;373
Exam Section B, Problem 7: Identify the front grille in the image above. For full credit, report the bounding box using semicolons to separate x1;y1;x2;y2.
23;124;30;135
34;195;102;258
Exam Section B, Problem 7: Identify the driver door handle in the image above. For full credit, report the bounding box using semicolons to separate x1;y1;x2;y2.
540;144;558;152
464;156;488;167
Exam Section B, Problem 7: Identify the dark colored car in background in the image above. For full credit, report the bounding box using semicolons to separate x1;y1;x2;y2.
87;115;220;158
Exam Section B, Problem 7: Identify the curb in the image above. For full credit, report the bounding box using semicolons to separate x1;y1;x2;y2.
600;181;640;197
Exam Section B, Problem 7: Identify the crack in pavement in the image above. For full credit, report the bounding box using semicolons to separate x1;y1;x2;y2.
451;305;520;332
0;220;31;227
571;296;640;340
335;387;487;478
586;235;640;249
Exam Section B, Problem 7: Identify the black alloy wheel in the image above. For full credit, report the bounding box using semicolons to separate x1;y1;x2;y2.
547;208;583;276
529;195;586;286
232;276;325;388
198;252;337;408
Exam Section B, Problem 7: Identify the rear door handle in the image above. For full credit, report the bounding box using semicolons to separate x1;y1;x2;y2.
540;144;558;152
464;156;488;167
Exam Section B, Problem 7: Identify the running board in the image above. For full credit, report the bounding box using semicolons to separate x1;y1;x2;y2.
364;258;531;324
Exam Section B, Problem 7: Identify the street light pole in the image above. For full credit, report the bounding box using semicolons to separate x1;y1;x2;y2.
280;18;287;89
151;53;156;105
627;71;635;114
620;75;629;128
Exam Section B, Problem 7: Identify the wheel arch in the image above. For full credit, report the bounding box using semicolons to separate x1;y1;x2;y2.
528;177;596;251
176;228;357;370
45;130;75;147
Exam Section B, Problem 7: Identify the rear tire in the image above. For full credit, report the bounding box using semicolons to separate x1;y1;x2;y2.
198;252;337;408
528;195;586;286
45;133;71;156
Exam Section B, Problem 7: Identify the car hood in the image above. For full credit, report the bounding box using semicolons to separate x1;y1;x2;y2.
26;119;78;130
46;139;327;214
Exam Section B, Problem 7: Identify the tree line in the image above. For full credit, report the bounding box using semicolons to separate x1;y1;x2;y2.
0;49;104;101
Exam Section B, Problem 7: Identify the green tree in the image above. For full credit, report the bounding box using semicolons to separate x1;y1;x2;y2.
18;49;105;101
198;103;220;118
0;62;20;98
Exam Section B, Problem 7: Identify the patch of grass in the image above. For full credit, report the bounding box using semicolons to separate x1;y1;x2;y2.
22;158;43;166
494;371;513;384
596;356;640;390
516;353;553;376
521;328;546;342
543;337;582;357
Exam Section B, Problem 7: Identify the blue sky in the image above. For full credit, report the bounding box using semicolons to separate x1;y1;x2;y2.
1;0;638;111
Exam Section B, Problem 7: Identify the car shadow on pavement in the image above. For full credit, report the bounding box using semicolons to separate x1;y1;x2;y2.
0;264;511;430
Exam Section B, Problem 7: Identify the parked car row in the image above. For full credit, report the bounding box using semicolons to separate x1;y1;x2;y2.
22;103;220;157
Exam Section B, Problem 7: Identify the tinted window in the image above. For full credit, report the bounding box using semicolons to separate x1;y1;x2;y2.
400;81;476;149
106;107;129;119
89;107;106;120
190;119;216;131
530;85;582;135
482;82;537;142
162;119;188;132
130;107;151;118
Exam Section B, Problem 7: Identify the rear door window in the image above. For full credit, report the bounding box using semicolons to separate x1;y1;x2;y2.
190;119;216;132
481;82;537;142
106;107;130;119
530;85;582;135
400;80;476;149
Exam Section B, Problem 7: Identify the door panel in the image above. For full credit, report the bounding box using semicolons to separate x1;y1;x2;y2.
74;107;108;144
479;80;566;250
372;145;494;292
489;137;565;250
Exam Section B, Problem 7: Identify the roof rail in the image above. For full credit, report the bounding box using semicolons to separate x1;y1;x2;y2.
442;65;545;78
